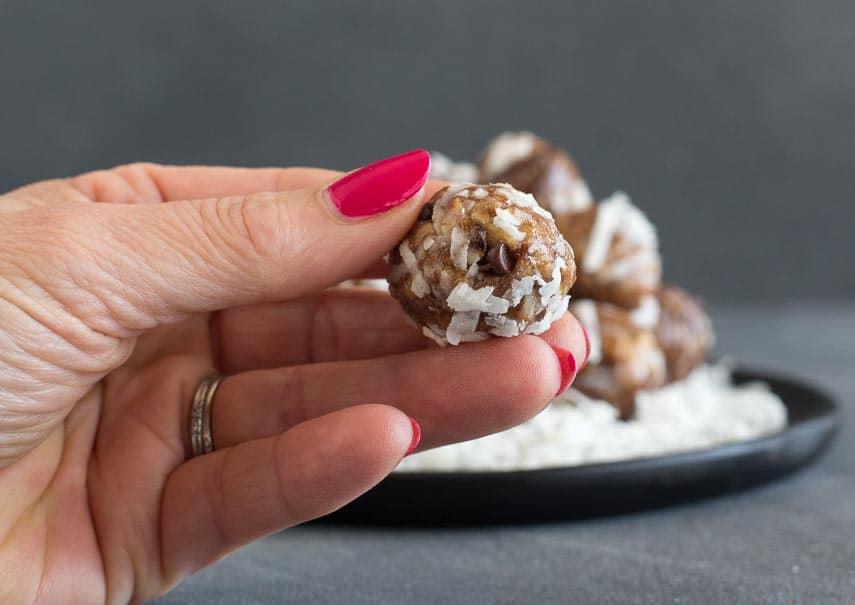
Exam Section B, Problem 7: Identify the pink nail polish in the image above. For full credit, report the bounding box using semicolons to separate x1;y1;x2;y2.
550;345;577;396
327;149;431;218
581;325;591;370
404;417;421;457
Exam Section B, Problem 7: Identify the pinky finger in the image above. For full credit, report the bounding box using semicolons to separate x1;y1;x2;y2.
159;404;416;582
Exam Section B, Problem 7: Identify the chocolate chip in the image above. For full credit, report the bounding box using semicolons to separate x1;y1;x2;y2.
481;242;516;275
418;203;434;221
472;228;487;252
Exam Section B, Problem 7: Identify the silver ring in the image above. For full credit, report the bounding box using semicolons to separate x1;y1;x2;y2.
190;374;225;458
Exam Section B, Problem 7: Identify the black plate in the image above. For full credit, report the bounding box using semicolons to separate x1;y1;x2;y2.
323;368;840;525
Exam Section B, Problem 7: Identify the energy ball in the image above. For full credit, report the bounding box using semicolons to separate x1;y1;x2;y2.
478;131;593;217
388;183;576;346
558;192;662;309
655;285;715;382
569;299;667;419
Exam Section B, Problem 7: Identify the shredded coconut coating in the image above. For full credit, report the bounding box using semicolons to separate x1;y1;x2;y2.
655;285;715;382
388;183;576;345
570;299;667;419
478;131;593;216
429;151;479;183
558;191;662;309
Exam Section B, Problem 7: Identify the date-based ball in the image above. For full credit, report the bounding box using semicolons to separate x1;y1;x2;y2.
569;298;667;419
558;191;662;309
478;131;593;217
388;183;576;345
655;285;714;382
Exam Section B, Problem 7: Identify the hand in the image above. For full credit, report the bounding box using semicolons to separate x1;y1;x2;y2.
0;151;587;604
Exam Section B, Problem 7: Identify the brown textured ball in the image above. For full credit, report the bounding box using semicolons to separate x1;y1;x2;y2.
655;285;714;382
478;132;593;217
570;299;667;419
557;192;662;309
388;183;576;346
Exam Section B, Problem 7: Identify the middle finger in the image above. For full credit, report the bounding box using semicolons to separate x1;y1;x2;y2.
209;331;579;452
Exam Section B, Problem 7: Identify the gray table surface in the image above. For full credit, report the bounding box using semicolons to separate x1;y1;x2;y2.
156;303;854;604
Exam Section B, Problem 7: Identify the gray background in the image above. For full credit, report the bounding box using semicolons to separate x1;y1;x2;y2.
1;1;853;300
3;5;852;603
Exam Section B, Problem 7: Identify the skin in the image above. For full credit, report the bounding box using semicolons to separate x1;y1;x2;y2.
0;163;587;604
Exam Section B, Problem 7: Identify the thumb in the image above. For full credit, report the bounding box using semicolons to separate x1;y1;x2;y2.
85;149;431;333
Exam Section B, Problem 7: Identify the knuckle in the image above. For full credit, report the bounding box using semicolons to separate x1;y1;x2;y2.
239;195;281;258
274;367;310;430
215;193;297;264
71;162;165;204
116;161;161;174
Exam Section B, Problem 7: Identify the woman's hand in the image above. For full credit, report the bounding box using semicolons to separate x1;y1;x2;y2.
0;151;587;604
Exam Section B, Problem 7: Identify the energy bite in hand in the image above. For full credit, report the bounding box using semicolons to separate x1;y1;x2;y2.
388;183;576;345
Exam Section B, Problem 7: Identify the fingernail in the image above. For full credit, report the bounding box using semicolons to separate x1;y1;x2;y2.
327;149;431;218
404;416;421;457
550;345;577;396
581;325;591;370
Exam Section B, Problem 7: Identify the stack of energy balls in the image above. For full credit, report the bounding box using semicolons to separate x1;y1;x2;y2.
430;133;715;418
420;132;715;420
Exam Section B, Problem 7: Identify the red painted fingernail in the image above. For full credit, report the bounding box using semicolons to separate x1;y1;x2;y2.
326;149;431;218
404;417;421;457
550;345;577;396
581;325;591;370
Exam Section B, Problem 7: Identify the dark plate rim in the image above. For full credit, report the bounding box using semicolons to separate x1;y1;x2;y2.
324;366;842;524
387;366;840;482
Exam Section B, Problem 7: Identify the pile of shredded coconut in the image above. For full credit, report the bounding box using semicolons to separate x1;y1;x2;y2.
396;364;787;472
